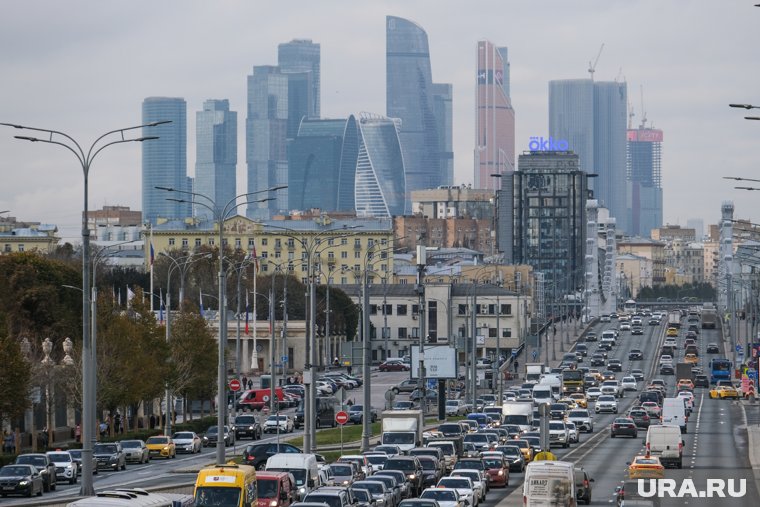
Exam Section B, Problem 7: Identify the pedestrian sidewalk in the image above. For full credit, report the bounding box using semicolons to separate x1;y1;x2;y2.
527;318;591;371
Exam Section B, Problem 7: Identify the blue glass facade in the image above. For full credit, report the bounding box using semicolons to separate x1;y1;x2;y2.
278;39;320;118
354;114;407;218
142;97;188;225
386;16;450;194
195;99;237;224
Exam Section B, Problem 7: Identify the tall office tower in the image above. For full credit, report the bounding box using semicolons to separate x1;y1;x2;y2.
475;40;515;190
433;83;454;186
386;15;452;194
246;66;289;219
549;79;629;233
354;113;407;218
627;127;663;237
512;151;587;296
283;71;314;140
194;100;237;224
142;97;188;226
287;117;359;212
278;39;321;118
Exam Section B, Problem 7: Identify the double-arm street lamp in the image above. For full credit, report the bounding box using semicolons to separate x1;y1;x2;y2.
156;185;284;465
729;103;760;121
1;120;168;496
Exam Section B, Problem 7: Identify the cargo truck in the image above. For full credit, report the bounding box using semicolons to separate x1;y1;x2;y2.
676;363;693;382
380;410;423;453
701;307;717;329
501;402;534;432
668;311;682;329
525;363;546;383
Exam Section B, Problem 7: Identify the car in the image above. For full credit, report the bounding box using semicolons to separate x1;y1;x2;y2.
419;487;462;507
620;322;631;331
385;456;424;496
0;464;44;497
349;404;379;424
630;369;645;382
243;442;302;469
481;452;510;486
232;414;262;440
410;389;438;403
585;387;602;401
640;402;662;419
450;469;487;503
352;480;394;507
663;337;677;348
600;315;611;322
496;445;526;473
594;395;618;414
67;449;97;476
548;421;570;448
203;424;237;445
391;379;419;394
659;364;675;375
436;477;476;507
677;379;695;391
602;370;616;381
380;360;410;372
92;442;127;471
569;393;588;408
589;354;606;367
628;408;651;428
574;466;595;505
567;409;593;433
120;439;150;463
575;344;588;356
607;359;623;372
45;451;78;484
392;400;416;410
678;391;695;412
684;353;699;365
172;431;202;454
145;435;176;459
584;331;598;342
649;317;661;325
14;453;56;492
445;399;470;416
694;374;710;388
610;417;638;438
628;455;665;479
709;385;740;399
631;325;644;335
601;381;622;398
628;349;643;360
263;415;294;434
666;327;678;337
557;397;578;410
707;343;720;353
621;376;638;391
565;422;579;443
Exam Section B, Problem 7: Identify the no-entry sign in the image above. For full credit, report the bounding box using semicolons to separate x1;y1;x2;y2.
335;411;349;425
229;379;241;392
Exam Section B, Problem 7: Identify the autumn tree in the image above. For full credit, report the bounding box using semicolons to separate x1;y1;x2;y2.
0;323;32;426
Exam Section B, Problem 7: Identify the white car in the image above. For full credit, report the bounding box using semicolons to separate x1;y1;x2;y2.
567;409;594;433
601;380;622;398
659;355;673;366
620;322;632;331
437;477;476;507
420;487;463;507
595;395;618;414
565;421;579;443
172;431;202;454
548;421;570;448
450;469;486;502
46;451;78;484
621;377;638;391
678;391;695;412
586;387;602;401
446;399;470;416
263;415;294;433
664;337;677;347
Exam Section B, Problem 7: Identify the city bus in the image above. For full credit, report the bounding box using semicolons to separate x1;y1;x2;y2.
709;358;733;384
623;299;636;314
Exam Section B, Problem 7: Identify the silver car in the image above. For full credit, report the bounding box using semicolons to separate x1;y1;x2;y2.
120;440;149;463
172;431;202;454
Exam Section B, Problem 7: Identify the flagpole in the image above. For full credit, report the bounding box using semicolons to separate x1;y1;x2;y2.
253;265;258;372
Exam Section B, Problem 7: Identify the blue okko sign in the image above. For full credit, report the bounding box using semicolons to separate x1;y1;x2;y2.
528;136;569;151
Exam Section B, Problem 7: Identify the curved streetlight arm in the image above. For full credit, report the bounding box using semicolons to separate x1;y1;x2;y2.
724;176;760;183
729;104;760;110
221;187;286;221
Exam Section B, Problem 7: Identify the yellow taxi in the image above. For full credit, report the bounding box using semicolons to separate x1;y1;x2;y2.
557;397;578;410
511;438;534;462
146;435;176;459
628;454;665;479
587;369;604;382
569;393;588;408
684;353;699;365
709;385;740;399
666;327;679;337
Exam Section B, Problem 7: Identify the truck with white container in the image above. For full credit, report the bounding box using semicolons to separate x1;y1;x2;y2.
538;373;563;400
501;402;534;432
380;410;424;453
525;363;547;383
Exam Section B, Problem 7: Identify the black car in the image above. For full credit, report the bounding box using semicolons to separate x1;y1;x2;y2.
608;359;623;372
233;414;262;440
575;344;589;356
0;464;44;498
660;364;675;375
707;343;720;353
610;417;638;438
496;445;525;473
584;332;597;342
630;369;645;382
202;425;235;447
14;454;56;492
243;442;302;470
92;442;126;471
574;466;594;505
694;374;710;388
648;317;660;325
631;326;644;335
417;455;444;487
590;354;606;367
599;341;613;351
348;404;379;424
384;456;424;496
628;349;644;360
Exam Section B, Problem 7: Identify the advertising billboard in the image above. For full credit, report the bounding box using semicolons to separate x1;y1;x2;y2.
411;345;457;379
627;129;663;142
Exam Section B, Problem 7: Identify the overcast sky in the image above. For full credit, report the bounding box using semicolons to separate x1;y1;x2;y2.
1;0;759;242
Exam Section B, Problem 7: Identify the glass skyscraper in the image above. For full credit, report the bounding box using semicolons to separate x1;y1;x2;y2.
142;97;188;225
194;99;237;224
287;117;359;212
354;114;407;218
627;127;663;236
549;79;628;233
246;66;289;219
386;15;451;194
278;39;320;118
476;40;515;190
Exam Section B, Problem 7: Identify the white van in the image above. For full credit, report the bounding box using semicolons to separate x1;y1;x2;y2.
645;425;683;469
523;460;577;506
532;384;553;405
266;453;319;499
661;397;688;433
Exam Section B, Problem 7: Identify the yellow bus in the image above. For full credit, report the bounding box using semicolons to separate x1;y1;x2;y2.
195;463;257;507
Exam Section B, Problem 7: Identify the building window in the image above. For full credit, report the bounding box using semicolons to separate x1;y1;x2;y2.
302;277;308;284
411;327;420;338
222;239;228;247
3;244;10;252
458;304;467;315
501;304;512;315
301;264;307;272
381;238;387;246
235;238;242;249
261;238;268;246
287;263;294;272
488;304;496;315
489;328;498;338
195;238;201;247
381;251;388;259
341;276;348;284
262;264;268;272
18;244;24;252
274;251;281;259
397;305;407;315
288;252;295;261
168;238;175;246
287;238;295;248
382;327;390;338
341;251;348;259
383;304;392;315
275;238;281;248
181;238;188;248
458;326;466;337
412;304;419;315
248;238;255;248
381;264;388;272
400;279;408;284
354;251;361;259
341;237;348;245
354;239;361;248
208;238;215;246
370;305;378;315
398;327;408;339
328;238;334;246
328;251;335;260
261;251;268;258
354;264;360;271
503;328;512;338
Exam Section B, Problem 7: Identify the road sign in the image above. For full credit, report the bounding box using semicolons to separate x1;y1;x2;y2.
282;355;289;363
335;411;349;425
532;349;538;360
229;379;241;392
737;344;743;352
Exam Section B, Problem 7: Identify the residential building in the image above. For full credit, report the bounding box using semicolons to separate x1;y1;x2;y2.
386;15;452;194
475;40;515;190
617;237;666;285
195;99;237;224
86;205;142;233
0;216;59;254
142;97;189;225
651;224;696;242
627;127;663;236
549;79;629;234
354;114;407;218
411;186;493;219
617;252;654;298
393;216;492;252
512;151;588;296
246;66;289;219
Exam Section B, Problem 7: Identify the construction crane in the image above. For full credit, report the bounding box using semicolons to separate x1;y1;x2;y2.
639;85;648;129
588;43;604;81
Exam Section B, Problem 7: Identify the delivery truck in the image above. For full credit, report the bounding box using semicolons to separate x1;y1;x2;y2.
380;410;424;453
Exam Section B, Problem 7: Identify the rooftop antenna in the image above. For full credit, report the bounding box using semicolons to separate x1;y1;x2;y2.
628;99;635;130
615;67;624;82
639;85;648;129
588;43;605;81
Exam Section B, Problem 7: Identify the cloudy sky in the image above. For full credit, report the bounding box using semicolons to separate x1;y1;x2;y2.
1;0;759;242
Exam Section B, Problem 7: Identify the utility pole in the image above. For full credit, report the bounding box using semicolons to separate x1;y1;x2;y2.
416;245;427;412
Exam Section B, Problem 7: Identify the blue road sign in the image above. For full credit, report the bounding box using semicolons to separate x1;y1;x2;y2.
736;345;743;352
281;355;288;363
532;349;538;360
512;350;518;357
748;369;758;383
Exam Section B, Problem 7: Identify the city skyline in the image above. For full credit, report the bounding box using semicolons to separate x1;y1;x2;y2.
1;1;758;241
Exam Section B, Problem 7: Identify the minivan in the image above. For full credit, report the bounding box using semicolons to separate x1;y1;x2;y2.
265;453;320;499
195;463;258;507
255;471;297;507
661;397;688;433
645;425;683;469
523;461;576;506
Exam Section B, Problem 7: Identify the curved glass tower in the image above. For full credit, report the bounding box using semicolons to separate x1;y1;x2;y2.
354;114;407;218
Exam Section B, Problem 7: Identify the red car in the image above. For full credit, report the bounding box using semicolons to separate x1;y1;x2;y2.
480;452;509;487
379;360;410;372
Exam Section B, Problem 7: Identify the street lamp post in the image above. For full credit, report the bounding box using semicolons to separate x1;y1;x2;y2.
157;185;282;466
2;120;167;496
